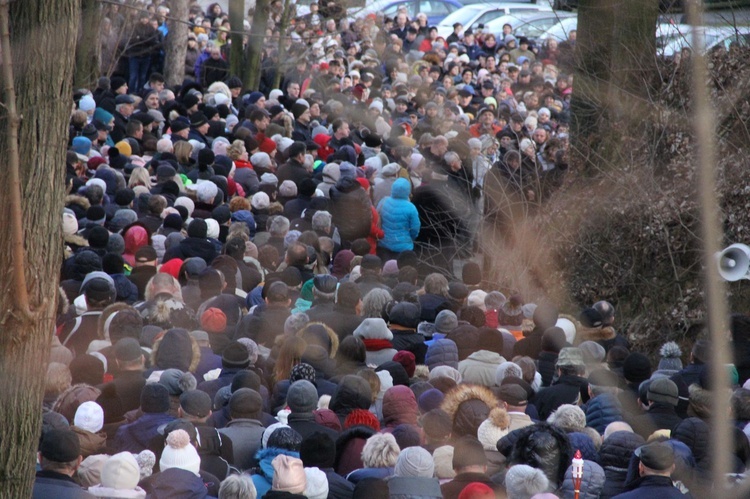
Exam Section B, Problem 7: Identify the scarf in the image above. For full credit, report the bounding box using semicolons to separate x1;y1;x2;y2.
362;338;393;351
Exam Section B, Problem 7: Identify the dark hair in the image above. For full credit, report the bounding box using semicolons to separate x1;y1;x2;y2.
336;282;361;309
398;266;418;285
338;336;366;364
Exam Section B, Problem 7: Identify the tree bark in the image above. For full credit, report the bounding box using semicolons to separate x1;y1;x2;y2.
272;0;293;90
229;0;245;80
0;0;79;496
245;0;270;90
73;0;102;89
164;0;189;88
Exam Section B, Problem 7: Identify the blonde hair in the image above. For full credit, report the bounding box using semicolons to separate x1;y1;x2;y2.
361;433;400;468
144;273;184;302
227;140;246;161
128;166;153;189
174;140;193;165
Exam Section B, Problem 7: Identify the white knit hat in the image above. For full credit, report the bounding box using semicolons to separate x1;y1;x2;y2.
100;452;141;490
304;467;329;499
477;407;511;451
205;218;220;239
174;196;195;217
159;429;201;476
74;401;104;433
394;446;435;478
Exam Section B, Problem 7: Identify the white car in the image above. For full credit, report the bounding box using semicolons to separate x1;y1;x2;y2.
436;2;552;39
656;23;750;57
538;15;577;42
484;11;575;41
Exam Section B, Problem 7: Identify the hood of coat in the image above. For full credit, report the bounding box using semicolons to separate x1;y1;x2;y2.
330;375;372;417
390;178;411;199
440;384;498;438
382;385;418;427
255;447;301;479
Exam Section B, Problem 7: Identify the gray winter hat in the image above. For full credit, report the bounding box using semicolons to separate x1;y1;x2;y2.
287;379;318;413
394;446;434;478
434;310;458;334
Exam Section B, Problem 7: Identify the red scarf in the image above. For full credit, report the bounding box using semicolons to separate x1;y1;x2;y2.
362;338;393;351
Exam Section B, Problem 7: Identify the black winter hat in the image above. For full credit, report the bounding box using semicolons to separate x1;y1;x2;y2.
141;383;170;414
313;274;338;294
41;429;81;462
222;341;251;368
623;352;652;384
211;205;231;224
300;431;336;468
190;112;207;127
88;226;110;249
376;361;409;387
187;218;208;238
462;262;481;285
115;188;136;206
268;426;303;451
388;302;420;329
86;205;107;225
231;370;261;393
180;389;212;418
198;148;215;167
163;213;183;231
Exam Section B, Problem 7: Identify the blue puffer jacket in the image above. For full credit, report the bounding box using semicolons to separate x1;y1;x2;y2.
425;338;459;370
560;459;606;499
377;178;420;252
584;392;623;434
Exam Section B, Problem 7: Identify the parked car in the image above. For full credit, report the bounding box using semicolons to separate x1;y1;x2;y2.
484;10;575;42
656;23;750;56
354;0;465;24
436;2;552;39
538;15;577;42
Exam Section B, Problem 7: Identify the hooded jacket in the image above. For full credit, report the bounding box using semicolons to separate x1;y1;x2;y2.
329;176;372;243
140;467;208;499
382;386;418;431
162;236;218;265
598;430;645;498
441;384;498;438
330;375;372;424
584;392;624;434
113;412;175;454
425;339;459;371
388;476;443;499
458;350;506;387
377;178;420;252
335;426;376;476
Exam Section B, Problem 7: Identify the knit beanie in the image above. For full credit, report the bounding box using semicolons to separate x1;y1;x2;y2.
290;363;316;383
262;423;290;449
140;383;170;414
74;401;104;433
547;404;586;432
222;341;251;368
394;446;435;478
159;429;201;476
271;455;306;493
393;351;416;378
99;452;141;490
201;307;227;334
304;467;329;499
287;380;318;413
418;389;445;414
433;445;457;480
429;365;462;383
477;407;511;450
434;310;458;334
505;464;550;499
457;482;493;499
344;408;381;431
623;352;652;384
134;450;156;479
300;431;336;468
229;388;263;420
657;342;683;372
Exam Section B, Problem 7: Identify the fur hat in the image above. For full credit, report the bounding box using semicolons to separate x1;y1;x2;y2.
477;407;511;450
271;455;306;493
394;446;434;478
505;464;550;498
159;429;200;475
547;404;586;432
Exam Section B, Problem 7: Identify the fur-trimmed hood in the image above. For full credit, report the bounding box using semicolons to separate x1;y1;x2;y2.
65;194;91;210
150;329;201;373
578;325;616;342
440;384;499;438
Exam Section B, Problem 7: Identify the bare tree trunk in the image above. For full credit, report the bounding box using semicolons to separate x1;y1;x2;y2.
229;0;245;79
245;0;270;90
74;0;102;89
0;0;79;496
164;0;189;88
272;0;293;90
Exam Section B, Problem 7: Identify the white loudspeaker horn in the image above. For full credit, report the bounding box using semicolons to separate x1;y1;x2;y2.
716;243;750;281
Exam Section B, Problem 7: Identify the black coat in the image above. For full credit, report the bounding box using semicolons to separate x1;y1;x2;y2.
629;402;683;439
598;430;645;499
162;236;218;265
311;304;363;342
234;304;290;347
277;158;312;189
533;374;588;421
329;177;372;243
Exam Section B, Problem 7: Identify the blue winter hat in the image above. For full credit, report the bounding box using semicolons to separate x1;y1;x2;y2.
339;162;356;179
73;136;92;155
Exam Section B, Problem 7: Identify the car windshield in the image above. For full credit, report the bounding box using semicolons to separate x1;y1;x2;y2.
438;4;484;27
514;16;565;39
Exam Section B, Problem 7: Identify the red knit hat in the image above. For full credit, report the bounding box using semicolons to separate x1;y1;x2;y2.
201;307;227;334
457;482;494;499
259;137;277;154
393;351;416;378
159;258;183;279
355;177;370;191
344;408;380;431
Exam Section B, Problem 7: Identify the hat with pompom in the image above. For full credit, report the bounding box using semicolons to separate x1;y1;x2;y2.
159;429;200;475
271;455;306;493
477;407;511;450
657;341;683;373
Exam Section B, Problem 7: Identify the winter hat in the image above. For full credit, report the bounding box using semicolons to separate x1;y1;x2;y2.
353;318;393;340
260;172;279;186
279;180;298;197
63;210;78;236
392;351;416;378
495;362;523;386
287;380;318;413
376;361;410;387
201;308;227;336
74;401;104;433
160;429;201;475
134;450;156;479
505;464;550;499
251;191;271;211
99;452;141;490
647;377;679;406
304;467;328;499
657;342;683;372
433;445;457;480
477;407;511;450
205;218;220;239
262;423;290;449
435;310;458;334
229;388;263;419
222;341;250;368
344;408;381;431
77;455;108;488
418;389;445;414
457;482;493;499
468;290;487;310
290;363;316;383
180;390;212;418
394;446;435;478
300;431;336;468
159;369;196;395
388;302;421;329
556;347;585;368
548;404;586;432
140;383;170;414
556;318;577;345
579;341;606;365
429;365;462;383
272;455;306;493
383;259;399;275
623;352;652;384
106;233;126;255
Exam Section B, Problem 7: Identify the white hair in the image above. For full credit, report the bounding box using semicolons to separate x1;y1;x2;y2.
361;433;400;468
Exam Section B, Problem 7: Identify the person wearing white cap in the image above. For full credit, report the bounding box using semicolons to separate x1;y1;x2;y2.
88;452;147;498
388;447;442;498
71;401;107;458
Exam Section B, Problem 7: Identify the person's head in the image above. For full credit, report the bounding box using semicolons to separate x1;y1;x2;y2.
39;429;82;476
452;436;487;473
362;433;400;468
229;388;263;420
332;118;350;139
638;442;676;477
218;474;258;499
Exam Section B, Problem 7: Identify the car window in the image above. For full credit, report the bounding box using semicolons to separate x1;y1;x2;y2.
474;9;504;26
422;0;452;16
439;5;484;26
515;17;559;39
384;2;404;17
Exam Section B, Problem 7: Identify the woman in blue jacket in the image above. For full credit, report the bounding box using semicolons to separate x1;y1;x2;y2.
377;178;420;260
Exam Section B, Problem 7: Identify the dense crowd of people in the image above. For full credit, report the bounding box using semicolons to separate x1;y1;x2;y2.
41;1;749;499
